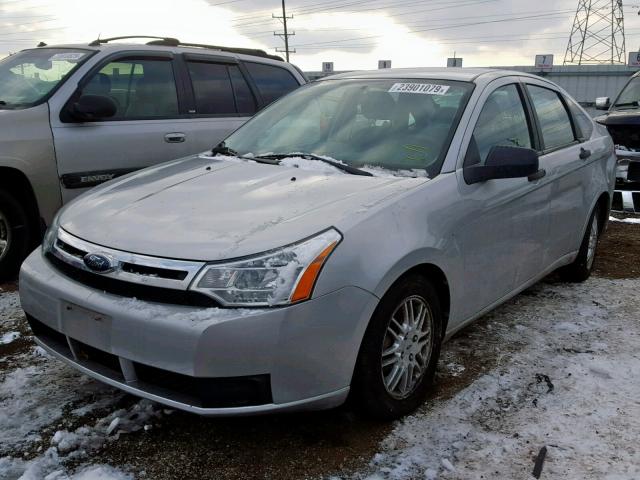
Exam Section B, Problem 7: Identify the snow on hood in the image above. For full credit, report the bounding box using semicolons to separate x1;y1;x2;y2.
233;152;429;179
60;154;428;261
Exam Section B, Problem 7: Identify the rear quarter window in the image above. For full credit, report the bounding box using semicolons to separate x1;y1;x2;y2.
244;62;300;105
566;97;594;140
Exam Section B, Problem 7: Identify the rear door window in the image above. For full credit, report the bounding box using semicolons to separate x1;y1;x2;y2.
244;62;299;105
186;62;257;115
526;85;576;151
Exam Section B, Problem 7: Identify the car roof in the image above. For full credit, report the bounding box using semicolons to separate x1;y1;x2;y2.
320;67;544;85
28;43;290;68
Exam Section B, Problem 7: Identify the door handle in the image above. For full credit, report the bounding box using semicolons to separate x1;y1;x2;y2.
528;169;546;182
579;147;591;160
165;132;186;143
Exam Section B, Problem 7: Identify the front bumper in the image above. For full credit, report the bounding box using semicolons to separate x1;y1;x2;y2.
613;150;640;213
19;250;379;416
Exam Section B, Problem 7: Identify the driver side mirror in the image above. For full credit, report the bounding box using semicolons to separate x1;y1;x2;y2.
70;94;117;122
595;97;610;110
464;145;540;185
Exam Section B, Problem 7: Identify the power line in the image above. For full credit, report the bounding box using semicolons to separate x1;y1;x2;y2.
273;0;295;61
287;10;575;48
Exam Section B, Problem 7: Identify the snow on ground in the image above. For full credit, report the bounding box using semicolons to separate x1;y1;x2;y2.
2;273;639;479
0;290;165;480
364;277;640;480
610;216;640;225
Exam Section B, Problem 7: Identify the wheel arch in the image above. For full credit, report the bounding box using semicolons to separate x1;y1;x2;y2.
376;262;451;340
0;166;42;236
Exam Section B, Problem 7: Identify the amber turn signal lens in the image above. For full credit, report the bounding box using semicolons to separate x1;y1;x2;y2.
290;241;339;303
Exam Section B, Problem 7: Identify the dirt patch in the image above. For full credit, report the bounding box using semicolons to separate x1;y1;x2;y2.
0;281;17;293
594;218;640;279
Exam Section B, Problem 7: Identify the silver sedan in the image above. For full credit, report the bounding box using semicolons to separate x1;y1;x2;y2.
19;68;616;419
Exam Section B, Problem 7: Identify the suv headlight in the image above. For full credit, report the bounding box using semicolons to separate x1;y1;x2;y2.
190;229;342;307
42;214;60;254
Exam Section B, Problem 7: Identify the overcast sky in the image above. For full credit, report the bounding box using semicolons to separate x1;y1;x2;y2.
1;0;639;70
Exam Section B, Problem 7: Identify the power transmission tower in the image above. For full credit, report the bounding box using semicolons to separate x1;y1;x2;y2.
273;0;295;61
564;0;626;65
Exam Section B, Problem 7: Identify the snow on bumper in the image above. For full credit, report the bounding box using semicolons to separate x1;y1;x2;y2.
19;250;379;415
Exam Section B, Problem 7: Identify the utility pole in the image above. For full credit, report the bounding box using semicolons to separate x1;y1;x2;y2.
273;0;295;61
563;0;626;65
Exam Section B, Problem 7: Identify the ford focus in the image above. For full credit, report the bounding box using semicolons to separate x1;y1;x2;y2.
19;68;616;419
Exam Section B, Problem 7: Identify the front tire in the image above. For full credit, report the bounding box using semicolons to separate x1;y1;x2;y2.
0;189;34;281
352;274;443;420
558;206;601;283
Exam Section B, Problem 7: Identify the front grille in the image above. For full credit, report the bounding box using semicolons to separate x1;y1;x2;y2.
46;253;219;307
27;315;273;409
56;238;190;281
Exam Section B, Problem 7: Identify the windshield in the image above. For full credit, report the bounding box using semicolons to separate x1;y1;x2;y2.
614;76;640;108
0;48;91;109
223;78;473;177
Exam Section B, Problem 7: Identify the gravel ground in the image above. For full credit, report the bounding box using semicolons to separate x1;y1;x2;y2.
0;219;639;480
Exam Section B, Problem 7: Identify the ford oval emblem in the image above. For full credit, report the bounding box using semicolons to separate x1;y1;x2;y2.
83;253;115;273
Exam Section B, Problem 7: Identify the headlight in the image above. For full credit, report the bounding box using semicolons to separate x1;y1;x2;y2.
42;213;60;254
190;229;342;307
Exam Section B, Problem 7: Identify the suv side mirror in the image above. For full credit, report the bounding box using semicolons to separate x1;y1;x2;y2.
464;145;539;185
595;97;611;110
70;94;117;121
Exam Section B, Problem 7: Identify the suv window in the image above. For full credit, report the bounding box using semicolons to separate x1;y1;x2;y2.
244;62;299;105
186;62;256;115
527;85;575;150
83;58;179;119
465;84;532;166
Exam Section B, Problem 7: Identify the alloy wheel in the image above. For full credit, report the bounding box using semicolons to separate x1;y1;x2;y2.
381;295;434;399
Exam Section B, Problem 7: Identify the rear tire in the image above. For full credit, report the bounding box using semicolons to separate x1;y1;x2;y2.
0;189;35;281
351;274;443;420
558;206;601;283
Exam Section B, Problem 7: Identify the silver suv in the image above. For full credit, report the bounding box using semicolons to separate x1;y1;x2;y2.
0;36;306;279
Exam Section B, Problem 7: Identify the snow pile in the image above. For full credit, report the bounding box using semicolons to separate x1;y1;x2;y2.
609;215;640;224
0;331;20;345
360;165;429;179
365;278;640;479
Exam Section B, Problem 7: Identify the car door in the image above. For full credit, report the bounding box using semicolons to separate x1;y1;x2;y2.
523;81;593;264
454;79;550;320
51;51;195;203
176;53;258;154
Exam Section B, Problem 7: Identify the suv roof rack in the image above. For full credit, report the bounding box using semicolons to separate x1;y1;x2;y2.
88;35;284;62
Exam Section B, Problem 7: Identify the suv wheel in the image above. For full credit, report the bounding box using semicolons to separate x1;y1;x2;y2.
558;206;601;283
352;274;442;420
0;189;34;281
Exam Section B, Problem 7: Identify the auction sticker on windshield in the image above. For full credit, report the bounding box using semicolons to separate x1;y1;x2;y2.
388;83;450;95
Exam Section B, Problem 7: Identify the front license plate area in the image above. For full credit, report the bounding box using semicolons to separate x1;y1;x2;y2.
61;301;113;351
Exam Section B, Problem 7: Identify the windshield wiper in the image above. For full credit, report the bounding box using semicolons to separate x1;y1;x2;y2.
254;153;373;177
211;143;280;165
613;101;639;108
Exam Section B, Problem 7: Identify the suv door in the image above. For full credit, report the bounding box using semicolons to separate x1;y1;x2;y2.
51;52;194;202
178;54;258;154
523;81;594;263
455;80;550;320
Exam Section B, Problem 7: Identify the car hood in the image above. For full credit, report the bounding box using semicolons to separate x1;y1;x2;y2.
60;155;428;261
